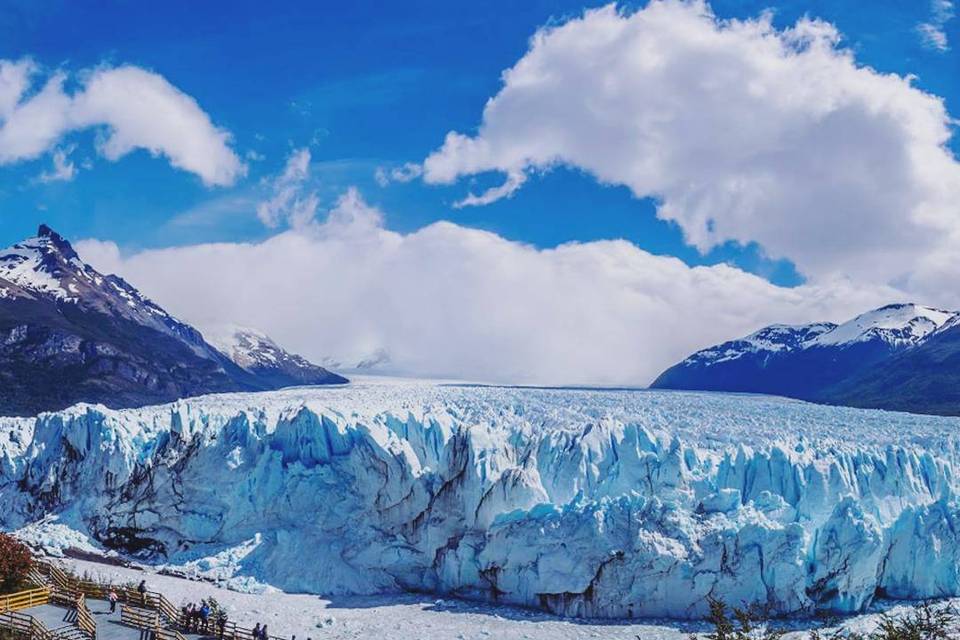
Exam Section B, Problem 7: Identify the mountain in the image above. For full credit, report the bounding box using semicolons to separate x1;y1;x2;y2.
207;326;347;388
651;303;960;414
319;347;393;374
0;225;346;416
821;315;960;415
5;381;960;619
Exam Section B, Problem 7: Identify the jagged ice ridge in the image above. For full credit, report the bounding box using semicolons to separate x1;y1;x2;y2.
3;377;960;620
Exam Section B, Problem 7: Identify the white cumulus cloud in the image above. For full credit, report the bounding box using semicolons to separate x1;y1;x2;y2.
422;1;960;296
256;147;319;228
77;188;897;385
0;58;245;186
36;146;77;183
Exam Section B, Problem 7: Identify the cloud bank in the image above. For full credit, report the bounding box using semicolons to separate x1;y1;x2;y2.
77;190;895;385
64;2;960;384
423;1;960;296
0;59;244;186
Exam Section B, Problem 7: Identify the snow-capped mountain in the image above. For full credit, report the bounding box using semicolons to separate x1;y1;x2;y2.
652;303;960;414
0;225;346;415
822;313;960;415
678;322;838;367
5;379;960;620
208;326;346;387
808;303;955;348
1;225;217;359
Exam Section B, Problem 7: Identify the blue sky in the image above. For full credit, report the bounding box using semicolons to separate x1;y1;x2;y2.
0;0;955;288
2;0;960;384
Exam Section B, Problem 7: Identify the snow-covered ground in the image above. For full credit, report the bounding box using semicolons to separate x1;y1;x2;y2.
58;557;953;640
4;376;960;625
63;557;697;640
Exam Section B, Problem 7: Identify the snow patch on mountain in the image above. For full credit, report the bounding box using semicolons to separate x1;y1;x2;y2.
679;303;958;369
810;303;955;347
0;225;214;359
5;378;960;620
207;325;347;386
684;323;836;366
0;238;74;301
207;326;285;369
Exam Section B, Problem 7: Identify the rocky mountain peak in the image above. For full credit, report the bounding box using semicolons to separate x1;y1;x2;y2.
0;227;347;416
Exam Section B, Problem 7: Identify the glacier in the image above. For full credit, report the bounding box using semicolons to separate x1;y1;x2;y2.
3;377;960;620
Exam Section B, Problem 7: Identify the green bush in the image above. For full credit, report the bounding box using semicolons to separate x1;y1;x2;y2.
694;598;958;640
689;597;784;640
810;601;956;640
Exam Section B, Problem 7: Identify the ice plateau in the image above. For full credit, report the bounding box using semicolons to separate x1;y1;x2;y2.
3;377;960;621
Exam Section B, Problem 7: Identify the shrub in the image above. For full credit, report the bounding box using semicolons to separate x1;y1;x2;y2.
689;597;784;640
694;598;958;640
0;534;32;593
809;601;957;640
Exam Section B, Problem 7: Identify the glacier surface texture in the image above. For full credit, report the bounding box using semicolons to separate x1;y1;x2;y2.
2;378;960;620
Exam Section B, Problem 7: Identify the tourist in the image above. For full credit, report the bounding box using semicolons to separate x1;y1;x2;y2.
137;580;147;606
217;610;228;639
199;602;211;632
108;589;118;614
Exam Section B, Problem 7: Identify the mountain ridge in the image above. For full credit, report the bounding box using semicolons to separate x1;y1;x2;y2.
651;303;960;415
207;325;347;388
0;225;346;416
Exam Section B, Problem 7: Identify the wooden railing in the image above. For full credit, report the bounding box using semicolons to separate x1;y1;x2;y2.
74;593;95;638
221;621;288;640
27;563;97;640
120;603;160;629
0;587;50;613
157;627;187;640
26;567;47;589
50;624;88;640
48;590;76;608
0;609;55;640
120;604;187;640
0;610;35;639
143;591;181;626
36;559;290;640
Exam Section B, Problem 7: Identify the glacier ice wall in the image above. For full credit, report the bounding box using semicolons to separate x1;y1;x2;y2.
3;378;960;620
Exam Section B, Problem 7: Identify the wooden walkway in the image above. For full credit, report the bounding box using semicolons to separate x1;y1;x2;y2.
3;558;293;640
0;586;68;640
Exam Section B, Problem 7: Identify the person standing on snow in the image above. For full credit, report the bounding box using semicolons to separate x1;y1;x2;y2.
199;602;211;632
217;610;228;639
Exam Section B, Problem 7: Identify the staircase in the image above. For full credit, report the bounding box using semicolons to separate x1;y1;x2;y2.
25;563;96;640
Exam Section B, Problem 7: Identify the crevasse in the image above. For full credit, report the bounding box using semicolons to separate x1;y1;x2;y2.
2;378;960;620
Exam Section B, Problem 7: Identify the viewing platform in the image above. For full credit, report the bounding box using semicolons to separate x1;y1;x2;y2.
0;559;288;640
